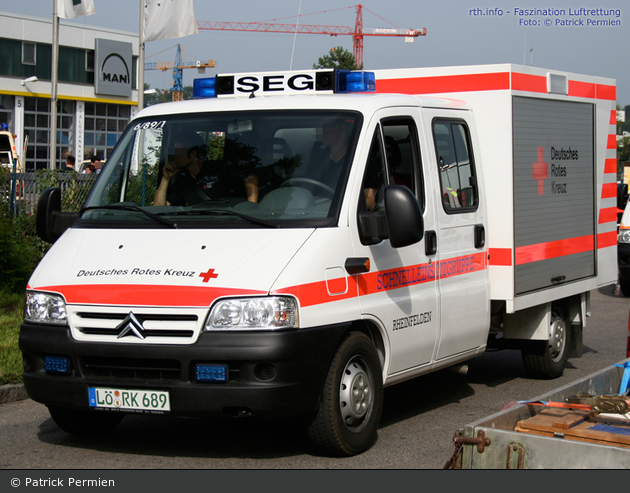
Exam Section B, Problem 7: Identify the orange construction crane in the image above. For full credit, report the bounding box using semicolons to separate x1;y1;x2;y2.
197;4;425;68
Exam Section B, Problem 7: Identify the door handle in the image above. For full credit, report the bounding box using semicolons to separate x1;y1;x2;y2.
474;224;485;249
425;230;437;256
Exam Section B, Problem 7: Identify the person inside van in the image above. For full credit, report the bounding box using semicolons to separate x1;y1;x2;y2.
153;141;257;207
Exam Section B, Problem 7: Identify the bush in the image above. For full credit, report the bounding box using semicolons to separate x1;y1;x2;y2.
0;168;48;293
0;290;24;385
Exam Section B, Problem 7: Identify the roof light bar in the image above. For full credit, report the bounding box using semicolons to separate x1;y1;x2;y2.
335;70;376;93
193;77;217;99
193;69;376;99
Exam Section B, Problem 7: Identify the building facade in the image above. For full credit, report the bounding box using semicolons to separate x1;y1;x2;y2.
0;11;139;170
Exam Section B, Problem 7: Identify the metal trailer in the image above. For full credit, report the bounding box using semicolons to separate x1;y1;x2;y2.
448;359;630;469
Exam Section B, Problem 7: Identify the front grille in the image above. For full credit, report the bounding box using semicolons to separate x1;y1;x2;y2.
68;307;203;345
80;328;194;338
83;356;181;381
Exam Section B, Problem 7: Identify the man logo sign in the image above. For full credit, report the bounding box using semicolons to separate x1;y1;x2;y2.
95;39;133;97
101;53;130;85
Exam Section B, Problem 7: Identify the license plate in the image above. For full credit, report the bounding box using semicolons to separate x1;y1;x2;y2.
88;387;170;412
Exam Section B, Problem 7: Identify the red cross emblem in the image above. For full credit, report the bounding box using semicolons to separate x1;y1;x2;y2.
532;146;548;196
199;268;218;283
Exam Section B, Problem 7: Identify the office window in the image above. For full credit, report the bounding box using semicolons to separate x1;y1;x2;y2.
22;42;36;65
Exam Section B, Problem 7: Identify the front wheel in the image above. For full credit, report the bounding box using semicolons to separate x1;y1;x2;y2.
306;332;383;457
521;307;570;379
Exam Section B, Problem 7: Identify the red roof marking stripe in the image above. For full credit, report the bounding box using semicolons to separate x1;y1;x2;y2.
376;71;615;100
569;80;596;99
512;72;547;93
374;72;510;95
597;84;617;101
515;235;594;265
34;284;266;307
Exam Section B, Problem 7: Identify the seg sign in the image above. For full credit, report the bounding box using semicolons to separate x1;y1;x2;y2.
95;39;133;98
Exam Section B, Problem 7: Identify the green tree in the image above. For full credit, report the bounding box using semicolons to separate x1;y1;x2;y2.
313;46;362;70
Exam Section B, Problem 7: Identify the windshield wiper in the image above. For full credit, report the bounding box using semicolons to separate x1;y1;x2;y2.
170;208;279;228
80;204;178;228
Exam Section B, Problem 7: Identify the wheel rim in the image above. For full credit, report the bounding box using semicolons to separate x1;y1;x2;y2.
549;312;566;363
339;355;374;433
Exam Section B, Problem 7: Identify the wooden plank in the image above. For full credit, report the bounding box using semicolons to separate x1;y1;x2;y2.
516;407;630;448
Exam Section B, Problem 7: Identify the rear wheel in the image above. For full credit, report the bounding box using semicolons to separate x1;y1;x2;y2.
521;307;570;379
48;406;124;436
306;331;383;457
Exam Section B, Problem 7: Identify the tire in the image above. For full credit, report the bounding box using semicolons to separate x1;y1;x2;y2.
48;406;124;436
306;331;383;457
621;278;630;297
521;307;570;379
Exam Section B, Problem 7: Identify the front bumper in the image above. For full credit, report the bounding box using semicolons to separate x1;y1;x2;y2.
19;322;350;419
618;242;630;281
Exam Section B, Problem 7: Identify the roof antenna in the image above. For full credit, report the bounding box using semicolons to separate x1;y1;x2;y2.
249;90;256;99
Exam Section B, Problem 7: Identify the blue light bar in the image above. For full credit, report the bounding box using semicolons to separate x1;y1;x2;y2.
193;77;218;99
336;70;376;93
45;356;71;375
196;363;228;383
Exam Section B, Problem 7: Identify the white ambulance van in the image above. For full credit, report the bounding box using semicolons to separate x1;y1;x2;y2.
21;64;618;456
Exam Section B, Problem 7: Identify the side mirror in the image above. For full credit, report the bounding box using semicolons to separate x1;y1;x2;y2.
384;185;424;248
36;187;79;243
358;185;424;248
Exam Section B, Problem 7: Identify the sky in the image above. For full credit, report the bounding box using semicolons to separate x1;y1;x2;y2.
3;0;629;104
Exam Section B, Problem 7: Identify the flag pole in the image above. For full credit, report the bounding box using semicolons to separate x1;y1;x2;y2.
138;0;145;110
51;0;59;170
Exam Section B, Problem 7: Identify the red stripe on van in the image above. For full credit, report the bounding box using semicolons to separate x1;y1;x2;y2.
569;80;596;98
608;134;618;149
598;231;618;248
597;84;617;101
605;158;618;174
488;248;512;266
511;73;547;93
610;110;618;125
375;72;510;95
277;253;487;307
33;284;266;307
515;235;594;265
602;182;617;198
599;207;619;224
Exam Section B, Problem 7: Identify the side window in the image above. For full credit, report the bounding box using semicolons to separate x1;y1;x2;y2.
361;127;387;213
382;119;423;210
433;120;478;212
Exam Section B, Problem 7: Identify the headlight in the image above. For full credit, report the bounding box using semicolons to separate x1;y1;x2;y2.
24;291;68;325
619;229;630;244
205;296;298;331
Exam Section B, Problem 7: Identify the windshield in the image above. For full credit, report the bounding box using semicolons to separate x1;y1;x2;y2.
82;110;362;229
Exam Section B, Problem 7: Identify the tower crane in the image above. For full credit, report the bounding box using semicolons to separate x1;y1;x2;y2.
197;4;425;68
145;44;216;101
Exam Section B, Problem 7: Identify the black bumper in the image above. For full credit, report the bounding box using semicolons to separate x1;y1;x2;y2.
19;322;350;419
619;242;630;281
